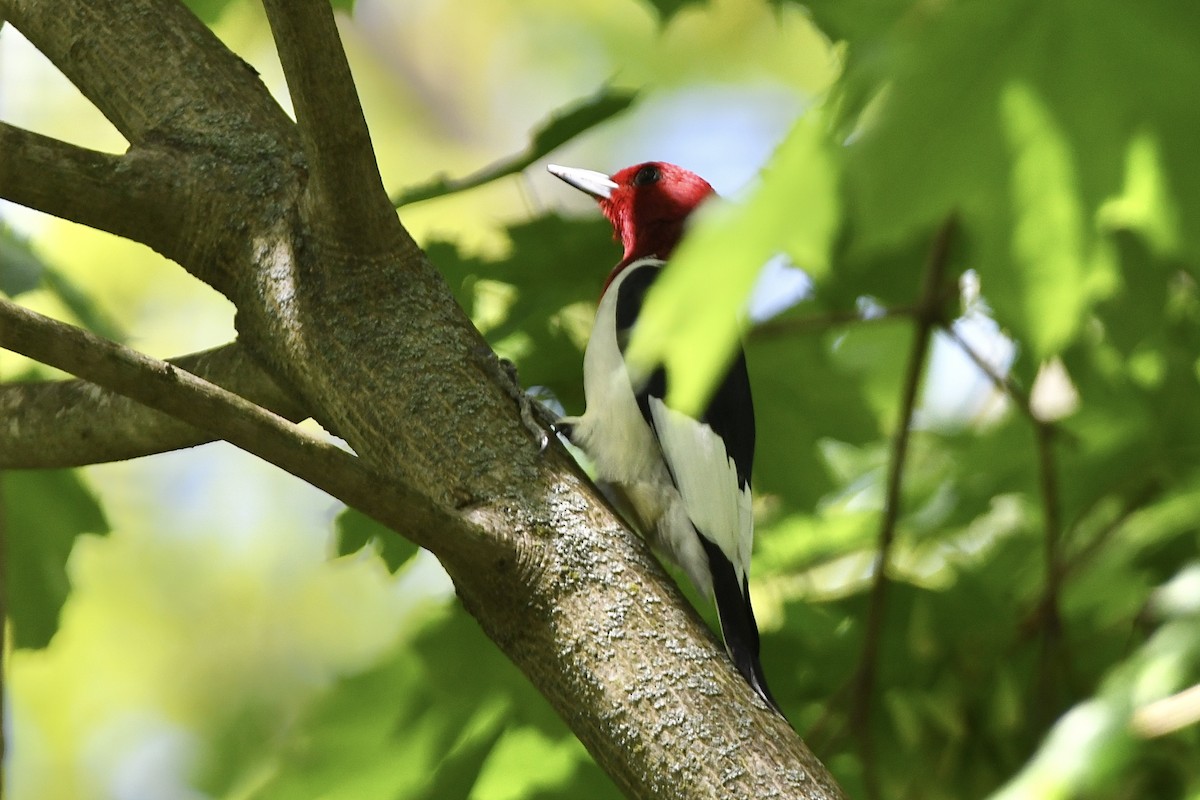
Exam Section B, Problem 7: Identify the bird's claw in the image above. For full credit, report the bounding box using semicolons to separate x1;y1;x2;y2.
490;354;553;450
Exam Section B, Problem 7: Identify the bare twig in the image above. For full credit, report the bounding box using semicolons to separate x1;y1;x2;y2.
261;0;398;248
0;343;310;468
851;217;957;799
1029;418;1072;716
0;297;472;554
940;303;1077;716
941;322;1037;423
942;319;1070;709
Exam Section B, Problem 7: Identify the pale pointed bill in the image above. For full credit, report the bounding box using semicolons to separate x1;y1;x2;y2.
547;164;618;200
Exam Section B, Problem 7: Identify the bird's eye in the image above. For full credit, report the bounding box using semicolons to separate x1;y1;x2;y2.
632;165;661;186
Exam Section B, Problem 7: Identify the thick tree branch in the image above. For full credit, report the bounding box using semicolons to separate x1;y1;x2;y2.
0;342;308;468
0;297;468;554
261;0;399;249
851;217;956;797
1;0;290;147
0;123;183;256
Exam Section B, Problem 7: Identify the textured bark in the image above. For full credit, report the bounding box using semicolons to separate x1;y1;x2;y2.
0;1;845;797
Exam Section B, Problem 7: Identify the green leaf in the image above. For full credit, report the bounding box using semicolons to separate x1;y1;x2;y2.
411;705;508;800
843;0;1200;357
393;89;636;207
748;328;881;511
335;507;419;573
4;469;108;648
998;83;1106;357
624;109;842;415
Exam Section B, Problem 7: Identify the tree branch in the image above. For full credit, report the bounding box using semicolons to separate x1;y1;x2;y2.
1;0;291;146
941;321;1037;424
0;342;309;468
941;320;1071;711
0;297;468;554
851;217;957;798
260;0;398;249
0;123;184;256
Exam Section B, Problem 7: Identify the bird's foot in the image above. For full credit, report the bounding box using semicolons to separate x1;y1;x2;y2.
487;353;553;451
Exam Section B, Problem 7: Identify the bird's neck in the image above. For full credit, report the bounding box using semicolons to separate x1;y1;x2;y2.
602;218;685;294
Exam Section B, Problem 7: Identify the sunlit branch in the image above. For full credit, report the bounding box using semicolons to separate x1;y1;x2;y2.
0;123;183;254
261;0;400;250
1;0;289;145
0;297;470;553
851;217;957;799
0;342;309;468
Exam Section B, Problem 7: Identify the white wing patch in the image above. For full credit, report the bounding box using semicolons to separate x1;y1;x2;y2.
648;398;753;586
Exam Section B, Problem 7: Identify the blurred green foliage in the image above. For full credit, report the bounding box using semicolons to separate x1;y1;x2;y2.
5;0;1200;798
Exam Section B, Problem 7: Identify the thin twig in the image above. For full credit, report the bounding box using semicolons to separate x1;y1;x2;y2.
943;315;1071;714
941;322;1037;424
850;217;957;800
0;297;473;554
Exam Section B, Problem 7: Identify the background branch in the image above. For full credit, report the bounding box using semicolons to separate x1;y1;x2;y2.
0;342;309;468
942;320;1071;711
851;217;956;798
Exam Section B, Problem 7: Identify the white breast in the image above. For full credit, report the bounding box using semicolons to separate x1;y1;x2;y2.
569;261;719;599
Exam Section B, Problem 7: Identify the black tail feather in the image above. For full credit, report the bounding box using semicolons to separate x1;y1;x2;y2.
698;537;785;718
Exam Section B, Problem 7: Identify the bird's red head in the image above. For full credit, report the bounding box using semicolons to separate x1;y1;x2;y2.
549;161;715;281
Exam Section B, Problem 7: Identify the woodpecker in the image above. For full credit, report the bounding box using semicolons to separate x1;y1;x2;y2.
547;161;780;714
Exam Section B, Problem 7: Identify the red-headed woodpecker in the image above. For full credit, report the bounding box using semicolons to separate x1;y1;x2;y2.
548;161;780;713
